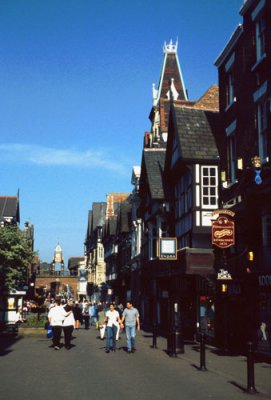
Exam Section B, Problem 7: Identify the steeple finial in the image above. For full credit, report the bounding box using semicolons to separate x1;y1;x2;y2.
163;39;178;54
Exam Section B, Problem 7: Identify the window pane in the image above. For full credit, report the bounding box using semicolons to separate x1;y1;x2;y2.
210;178;216;186
210;168;216;176
210;197;216;205
202;167;208;176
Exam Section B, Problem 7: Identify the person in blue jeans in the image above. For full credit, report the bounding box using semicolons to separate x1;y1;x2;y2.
121;301;140;353
104;303;122;353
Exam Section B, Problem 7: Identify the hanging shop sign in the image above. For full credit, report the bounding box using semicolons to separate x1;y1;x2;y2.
158;237;177;260
212;214;235;249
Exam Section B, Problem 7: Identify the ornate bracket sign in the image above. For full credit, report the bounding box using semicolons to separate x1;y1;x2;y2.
158;238;177;260
212;212;235;249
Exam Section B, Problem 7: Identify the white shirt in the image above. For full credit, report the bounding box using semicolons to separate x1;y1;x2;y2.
48;305;66;326
61;305;75;327
105;310;119;327
62;311;75;327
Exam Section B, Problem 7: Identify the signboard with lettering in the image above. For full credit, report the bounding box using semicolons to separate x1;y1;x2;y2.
158;238;177;260
212;215;235;248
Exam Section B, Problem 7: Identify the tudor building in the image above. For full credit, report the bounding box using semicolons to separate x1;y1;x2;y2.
137;40;221;340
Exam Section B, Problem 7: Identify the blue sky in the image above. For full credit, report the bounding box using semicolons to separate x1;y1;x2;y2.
0;0;242;263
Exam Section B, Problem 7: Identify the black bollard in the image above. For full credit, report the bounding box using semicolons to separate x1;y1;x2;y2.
152;323;158;349
246;342;257;394
168;327;184;357
200;332;207;371
171;328;178;357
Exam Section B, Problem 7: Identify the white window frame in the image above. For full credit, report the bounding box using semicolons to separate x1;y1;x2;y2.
201;166;218;209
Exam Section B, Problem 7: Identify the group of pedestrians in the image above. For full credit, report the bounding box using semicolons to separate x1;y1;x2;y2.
47;298;140;354
47;298;75;350
103;301;140;354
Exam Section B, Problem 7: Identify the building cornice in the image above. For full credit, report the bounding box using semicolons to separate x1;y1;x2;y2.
214;24;243;68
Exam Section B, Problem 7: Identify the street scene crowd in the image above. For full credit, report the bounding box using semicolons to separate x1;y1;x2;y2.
18;298;140;353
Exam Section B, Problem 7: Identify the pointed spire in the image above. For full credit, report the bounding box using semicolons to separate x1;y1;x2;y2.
147;39;188;148
153;39;187;105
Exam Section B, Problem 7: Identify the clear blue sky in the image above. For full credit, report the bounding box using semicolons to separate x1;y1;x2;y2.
0;0;242;263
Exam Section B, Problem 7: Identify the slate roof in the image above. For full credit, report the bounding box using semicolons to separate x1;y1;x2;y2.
0;196;20;223
85;210;92;242
105;215;117;236
117;201;131;234
174;106;219;161
92;202;107;229
143;149;166;199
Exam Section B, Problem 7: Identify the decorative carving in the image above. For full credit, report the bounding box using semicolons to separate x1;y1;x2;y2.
167;78;179;101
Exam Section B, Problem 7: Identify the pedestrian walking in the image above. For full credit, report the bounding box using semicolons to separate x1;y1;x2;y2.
73;301;82;329
90;302;98;327
62;302;75;350
48;298;67;350
115;303;123;341
121;301;140;353
82;302;90;329
104;303;122;353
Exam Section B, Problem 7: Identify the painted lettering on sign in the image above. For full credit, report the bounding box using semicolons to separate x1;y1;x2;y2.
212;216;235;248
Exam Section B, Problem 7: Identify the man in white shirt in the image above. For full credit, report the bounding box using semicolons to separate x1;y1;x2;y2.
104;303;122;353
48;298;67;350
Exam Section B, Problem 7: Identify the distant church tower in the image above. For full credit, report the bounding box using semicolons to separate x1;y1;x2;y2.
51;243;65;275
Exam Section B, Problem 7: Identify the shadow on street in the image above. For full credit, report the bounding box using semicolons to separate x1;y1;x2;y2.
0;334;22;357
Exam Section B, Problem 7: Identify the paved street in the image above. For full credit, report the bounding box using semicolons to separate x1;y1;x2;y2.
0;327;271;400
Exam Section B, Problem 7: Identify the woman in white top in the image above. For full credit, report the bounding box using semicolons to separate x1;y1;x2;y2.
62;302;75;350
104;303;122;353
48;299;67;349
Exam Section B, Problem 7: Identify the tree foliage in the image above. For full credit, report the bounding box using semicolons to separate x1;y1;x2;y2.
0;225;33;291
